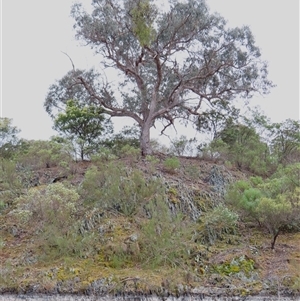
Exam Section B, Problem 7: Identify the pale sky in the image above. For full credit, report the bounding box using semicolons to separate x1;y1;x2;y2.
1;0;299;142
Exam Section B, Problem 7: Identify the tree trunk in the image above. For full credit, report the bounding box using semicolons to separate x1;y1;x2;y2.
140;122;152;156
271;230;280;250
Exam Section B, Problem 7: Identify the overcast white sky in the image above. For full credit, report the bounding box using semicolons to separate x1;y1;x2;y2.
1;0;299;142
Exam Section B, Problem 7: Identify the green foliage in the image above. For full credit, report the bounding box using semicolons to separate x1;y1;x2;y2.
145;154;159;165
14;183;79;225
145;155;160;173
15;138;72;170
197;205;239;245
212;255;255;277
226;163;300;249
0;117;21;159
206;122;271;175
138;199;191;269
260;163;300;198
104;125;140;154
130;0;157;46
243;108;300;168
200;138;228;161
197;108;240;140
268;119;300;166
80;162;164;216
90;147;118;162
0;159;26;205
256;196;292;226
118;144;141;162
11;183;93;258
54;100;113;160
226;184;262;222
46;0;272;155
150;139;169;154
163;156;180;173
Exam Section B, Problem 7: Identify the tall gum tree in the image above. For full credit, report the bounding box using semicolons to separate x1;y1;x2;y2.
45;0;273;156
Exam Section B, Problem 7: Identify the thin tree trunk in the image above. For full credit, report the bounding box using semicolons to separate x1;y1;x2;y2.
271;230;280;250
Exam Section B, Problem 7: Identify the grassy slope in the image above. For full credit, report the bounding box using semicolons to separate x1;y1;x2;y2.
0;155;299;296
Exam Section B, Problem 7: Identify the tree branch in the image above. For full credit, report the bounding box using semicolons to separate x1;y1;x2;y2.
61;51;75;72
76;76;143;125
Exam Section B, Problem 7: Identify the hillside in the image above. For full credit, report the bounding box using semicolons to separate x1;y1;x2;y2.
0;154;299;298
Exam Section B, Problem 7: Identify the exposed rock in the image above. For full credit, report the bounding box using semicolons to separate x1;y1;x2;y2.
205;165;234;198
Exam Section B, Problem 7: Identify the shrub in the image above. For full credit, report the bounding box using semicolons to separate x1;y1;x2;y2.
104;125;140;153
118;144;140;162
145;155;160;173
0;159;26;205
238;188;262;222
11;183;92;258
204;123;272;175
13;183;78;225
163;156;180;173
198;205;239;245
15;139;72;170
256;193;300;249
80;162;164;216
225;163;300;249
91;147;117;162
138;199;191;269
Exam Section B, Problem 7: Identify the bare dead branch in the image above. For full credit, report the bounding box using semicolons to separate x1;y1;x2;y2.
61;51;75;72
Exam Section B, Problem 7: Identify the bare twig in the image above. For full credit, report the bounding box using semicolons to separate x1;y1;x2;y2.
61;51;75;72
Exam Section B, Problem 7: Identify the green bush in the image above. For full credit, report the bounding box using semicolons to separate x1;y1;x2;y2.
225;163;300;249
138;199;191;269
12;183;78;226
80;162;164;216
198;205;239;245
91;147;117;162
255;189;300;249
0;159;26;205
145;155;160;173
15;139;72;170
118;144;140;162
0;117;21;159
205;123;271;175
53;99;113;160
226;187;262;222
163;156;180;173
103;125;140;154
11;183;93;258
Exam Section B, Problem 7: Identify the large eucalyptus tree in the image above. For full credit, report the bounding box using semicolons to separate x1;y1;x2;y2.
45;0;273;155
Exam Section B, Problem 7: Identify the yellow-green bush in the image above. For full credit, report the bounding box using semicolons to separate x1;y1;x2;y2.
163;156;180;173
12;183;93;258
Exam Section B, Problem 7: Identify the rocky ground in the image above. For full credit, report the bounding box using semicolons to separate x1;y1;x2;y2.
0;294;299;301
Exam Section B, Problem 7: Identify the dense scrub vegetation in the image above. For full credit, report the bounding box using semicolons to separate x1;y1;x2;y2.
0;114;299;296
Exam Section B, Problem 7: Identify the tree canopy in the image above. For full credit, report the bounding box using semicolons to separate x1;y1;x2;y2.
45;0;273;155
53;100;113;160
0;118;21;159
